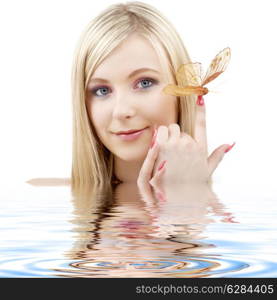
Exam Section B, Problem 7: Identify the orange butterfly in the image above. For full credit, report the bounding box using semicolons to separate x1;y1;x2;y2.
163;47;231;97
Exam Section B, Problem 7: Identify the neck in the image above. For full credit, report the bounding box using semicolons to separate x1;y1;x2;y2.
114;157;143;183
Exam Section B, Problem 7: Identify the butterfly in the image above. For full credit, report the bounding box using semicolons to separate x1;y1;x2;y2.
163;47;231;97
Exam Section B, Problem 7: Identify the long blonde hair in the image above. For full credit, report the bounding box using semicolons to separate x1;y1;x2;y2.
71;1;196;191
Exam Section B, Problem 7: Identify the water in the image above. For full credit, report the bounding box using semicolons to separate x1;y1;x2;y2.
0;180;276;278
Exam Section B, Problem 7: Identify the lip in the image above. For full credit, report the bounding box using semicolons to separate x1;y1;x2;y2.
115;127;148;141
115;128;145;135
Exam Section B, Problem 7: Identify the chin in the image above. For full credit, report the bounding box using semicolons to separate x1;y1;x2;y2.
114;147;148;162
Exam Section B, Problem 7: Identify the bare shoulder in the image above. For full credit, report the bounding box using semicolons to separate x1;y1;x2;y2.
26;178;71;186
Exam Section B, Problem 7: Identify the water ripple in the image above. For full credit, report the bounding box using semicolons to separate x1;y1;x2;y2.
1;248;277;278
51;255;249;278
1;183;277;278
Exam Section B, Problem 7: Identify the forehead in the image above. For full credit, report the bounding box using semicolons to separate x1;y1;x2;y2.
92;34;164;78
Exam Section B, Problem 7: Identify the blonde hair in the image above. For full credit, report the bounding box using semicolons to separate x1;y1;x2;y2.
71;1;196;191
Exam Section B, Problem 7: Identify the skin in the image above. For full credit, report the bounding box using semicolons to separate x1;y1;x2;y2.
86;33;233;186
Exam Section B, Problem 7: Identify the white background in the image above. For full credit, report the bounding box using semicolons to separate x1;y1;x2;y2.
0;0;276;194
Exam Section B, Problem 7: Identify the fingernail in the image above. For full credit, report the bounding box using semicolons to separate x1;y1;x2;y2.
224;142;236;153
156;191;166;202
158;160;167;171
196;95;205;106
150;129;157;149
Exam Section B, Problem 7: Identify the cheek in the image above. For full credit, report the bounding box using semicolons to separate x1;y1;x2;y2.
87;101;108;138
147;93;178;124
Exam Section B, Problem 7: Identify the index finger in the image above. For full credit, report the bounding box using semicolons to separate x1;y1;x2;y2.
194;95;208;154
137;142;160;186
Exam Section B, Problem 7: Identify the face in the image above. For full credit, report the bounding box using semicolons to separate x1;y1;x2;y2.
86;33;178;162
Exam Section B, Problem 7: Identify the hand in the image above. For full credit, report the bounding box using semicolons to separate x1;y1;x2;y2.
137;166;238;236
137;96;235;187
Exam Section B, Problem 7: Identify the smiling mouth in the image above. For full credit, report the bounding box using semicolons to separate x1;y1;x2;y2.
114;127;149;141
115;127;148;135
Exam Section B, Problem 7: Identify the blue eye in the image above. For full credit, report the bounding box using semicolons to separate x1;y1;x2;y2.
92;86;111;97
136;78;156;89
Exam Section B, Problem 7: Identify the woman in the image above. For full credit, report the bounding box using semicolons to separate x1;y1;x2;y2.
71;1;234;191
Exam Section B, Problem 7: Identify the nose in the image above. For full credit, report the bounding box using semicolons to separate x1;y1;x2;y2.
112;91;136;120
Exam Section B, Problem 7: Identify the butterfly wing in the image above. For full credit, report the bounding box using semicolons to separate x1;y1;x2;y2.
163;84;203;96
201;47;231;86
176;63;203;87
163;63;204;96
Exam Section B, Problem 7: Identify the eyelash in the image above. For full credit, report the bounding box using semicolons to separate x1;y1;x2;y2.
91;78;158;97
134;78;158;90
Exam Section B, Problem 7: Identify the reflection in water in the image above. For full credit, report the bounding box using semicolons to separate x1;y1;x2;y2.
54;182;240;278
1;179;277;277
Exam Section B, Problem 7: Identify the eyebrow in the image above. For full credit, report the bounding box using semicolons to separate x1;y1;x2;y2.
89;68;159;84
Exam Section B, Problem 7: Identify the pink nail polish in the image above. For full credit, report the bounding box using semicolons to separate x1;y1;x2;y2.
225;142;236;153
158;160;166;171
156;191;166;202
150;129;157;149
196;95;205;106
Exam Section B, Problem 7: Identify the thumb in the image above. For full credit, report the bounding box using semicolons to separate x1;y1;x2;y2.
207;142;236;175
